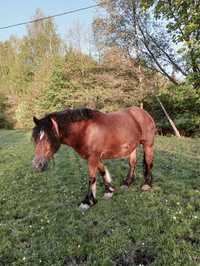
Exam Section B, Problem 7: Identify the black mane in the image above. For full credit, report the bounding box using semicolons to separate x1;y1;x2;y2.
32;108;100;142
53;108;97;124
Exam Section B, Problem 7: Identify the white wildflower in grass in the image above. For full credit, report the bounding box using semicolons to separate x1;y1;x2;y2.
39;259;42;263
193;215;198;219
172;216;176;220
176;209;182;215
78;244;80;248
22;257;26;261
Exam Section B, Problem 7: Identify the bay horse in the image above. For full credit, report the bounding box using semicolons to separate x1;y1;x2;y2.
32;107;156;211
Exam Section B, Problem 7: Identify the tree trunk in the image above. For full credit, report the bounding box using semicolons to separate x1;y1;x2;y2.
156;96;181;138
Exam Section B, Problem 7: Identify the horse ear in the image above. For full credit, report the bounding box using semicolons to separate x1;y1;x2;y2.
51;117;59;137
33;116;39;125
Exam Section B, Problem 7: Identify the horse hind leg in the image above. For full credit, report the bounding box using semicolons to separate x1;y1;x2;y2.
98;162;115;199
122;148;137;189
141;143;153;192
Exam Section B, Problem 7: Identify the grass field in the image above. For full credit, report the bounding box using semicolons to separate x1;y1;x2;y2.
0;130;200;266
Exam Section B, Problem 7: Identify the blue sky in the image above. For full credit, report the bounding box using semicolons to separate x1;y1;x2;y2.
0;0;99;41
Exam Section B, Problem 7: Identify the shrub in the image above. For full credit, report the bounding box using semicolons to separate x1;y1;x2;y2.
144;84;200;136
0;94;12;129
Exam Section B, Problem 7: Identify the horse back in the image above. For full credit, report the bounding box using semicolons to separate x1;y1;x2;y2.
65;107;155;159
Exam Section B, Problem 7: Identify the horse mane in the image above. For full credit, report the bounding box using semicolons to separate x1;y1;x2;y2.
53;108;98;124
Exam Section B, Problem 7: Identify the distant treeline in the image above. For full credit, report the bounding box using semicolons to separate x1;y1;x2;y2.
0;5;200;136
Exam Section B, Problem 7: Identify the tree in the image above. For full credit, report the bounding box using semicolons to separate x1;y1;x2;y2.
65;19;95;57
94;0;199;86
92;18;108;63
21;9;62;66
141;0;200;88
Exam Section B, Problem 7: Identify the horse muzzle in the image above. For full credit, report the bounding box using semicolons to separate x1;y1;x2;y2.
32;156;49;172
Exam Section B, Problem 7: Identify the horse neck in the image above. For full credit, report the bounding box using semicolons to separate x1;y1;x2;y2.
60;120;88;148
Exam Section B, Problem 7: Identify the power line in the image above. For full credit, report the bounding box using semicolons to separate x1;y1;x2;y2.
0;4;101;30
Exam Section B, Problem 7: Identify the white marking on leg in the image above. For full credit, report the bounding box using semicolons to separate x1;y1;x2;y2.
108;186;115;192
91;181;96;198
104;167;112;183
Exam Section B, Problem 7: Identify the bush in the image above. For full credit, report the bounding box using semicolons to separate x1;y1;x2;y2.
15;101;33;128
0;94;12;129
144;84;200;136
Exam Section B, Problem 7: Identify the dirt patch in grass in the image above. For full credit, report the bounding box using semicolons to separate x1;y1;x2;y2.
115;246;156;266
63;255;88;266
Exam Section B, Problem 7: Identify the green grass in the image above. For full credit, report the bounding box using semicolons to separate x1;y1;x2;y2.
0;130;200;266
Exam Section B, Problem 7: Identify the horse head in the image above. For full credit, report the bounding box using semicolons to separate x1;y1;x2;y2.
32;115;61;172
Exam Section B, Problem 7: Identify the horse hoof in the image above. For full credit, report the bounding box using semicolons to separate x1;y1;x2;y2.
141;184;152;192
121;185;129;190
103;192;113;199
79;203;90;212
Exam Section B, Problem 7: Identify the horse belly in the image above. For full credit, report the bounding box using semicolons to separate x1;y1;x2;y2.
100;139;137;159
79;134;137;160
85;114;141;159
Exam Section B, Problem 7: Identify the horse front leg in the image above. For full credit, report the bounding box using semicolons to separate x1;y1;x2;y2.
79;157;98;211
98;162;115;199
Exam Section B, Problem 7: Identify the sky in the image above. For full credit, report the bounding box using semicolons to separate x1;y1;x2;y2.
0;0;100;41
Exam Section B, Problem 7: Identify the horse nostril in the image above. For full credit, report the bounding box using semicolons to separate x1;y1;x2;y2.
32;157;48;172
40;161;48;171
43;162;48;170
